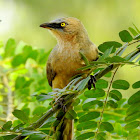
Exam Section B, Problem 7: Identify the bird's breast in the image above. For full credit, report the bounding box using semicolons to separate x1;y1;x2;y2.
52;47;83;76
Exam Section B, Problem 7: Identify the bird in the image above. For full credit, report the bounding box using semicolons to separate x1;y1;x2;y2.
40;17;98;140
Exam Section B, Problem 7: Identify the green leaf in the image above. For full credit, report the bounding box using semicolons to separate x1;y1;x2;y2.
98;41;122;53
53;120;60;127
79;51;89;65
125;121;139;130
109;90;122;101
16;87;30;97
128;90;140;105
104;71;112;77
15;77;26;89
128;27;138;36
79;111;100;123
119;30;133;42
84;88;105;98
76;76;90;91
132;81;140;89
38;49;50;64
133;23;140;33
126;102;140;116
134;34;140;40
0;137;3;140
128;52;140;62
107;100;118;108
2;135;17;140
97;132;106;140
36;94;53;101
72;98;80;106
23;79;34;88
114;45;127;56
22;130;41;136
76;132;95;140
100;122;114;132
29;50;39;60
105;56;125;63
137;45;140;49
125;111;140;122
12;109;30;123
29;134;46;140
114;123;124;136
65;109;77;119
112;80;130;90
77;121;97;131
127;129;140;139
96;79;108;89
12;123;24;132
98;47;113;61
82;99;103;110
33;106;46;116
4;38;16;58
11;54;25;67
2;121;12;131
135;56;140;63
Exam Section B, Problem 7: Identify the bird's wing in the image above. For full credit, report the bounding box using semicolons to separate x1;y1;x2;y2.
47;61;56;87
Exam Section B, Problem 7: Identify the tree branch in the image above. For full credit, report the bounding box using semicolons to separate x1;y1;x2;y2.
2;75;14;121
94;67;119;139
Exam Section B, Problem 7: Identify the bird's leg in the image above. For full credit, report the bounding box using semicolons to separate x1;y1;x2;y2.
88;75;97;90
57;97;67;112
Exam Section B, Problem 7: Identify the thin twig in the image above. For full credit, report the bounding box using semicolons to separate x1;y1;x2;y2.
128;39;140;46
2;75;14;121
94;67;119;139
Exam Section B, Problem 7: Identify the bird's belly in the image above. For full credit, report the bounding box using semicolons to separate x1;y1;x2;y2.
54;58;82;76
52;58;83;88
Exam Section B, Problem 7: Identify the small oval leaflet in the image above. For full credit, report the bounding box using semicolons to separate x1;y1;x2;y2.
76;132;95;140
112;80;130;90
77;121;97;131
2;121;12;131
109;90;122;101
79;111;100;123
98;41;122;53
96;79;108;89
119;30;133;42
132;80;140;89
107;100;118;108
84;88;105;98
128;90;140;105
126;102;140;115
100;122;114;132
125;121;139;130
125;111;140;122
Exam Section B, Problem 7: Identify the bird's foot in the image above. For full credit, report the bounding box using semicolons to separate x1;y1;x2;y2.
88;75;97;90
57;98;67;112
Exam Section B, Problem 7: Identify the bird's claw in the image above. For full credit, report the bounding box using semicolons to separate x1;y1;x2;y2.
57;98;67;112
88;75;96;90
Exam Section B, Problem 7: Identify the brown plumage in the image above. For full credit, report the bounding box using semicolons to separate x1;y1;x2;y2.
40;17;98;140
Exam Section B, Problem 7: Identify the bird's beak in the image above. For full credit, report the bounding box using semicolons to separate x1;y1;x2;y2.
40;23;54;29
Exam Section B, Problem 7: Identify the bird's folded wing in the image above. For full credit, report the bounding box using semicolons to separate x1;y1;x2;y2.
47;62;56;87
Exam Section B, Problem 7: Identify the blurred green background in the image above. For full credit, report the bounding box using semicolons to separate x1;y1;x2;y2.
0;0;140;97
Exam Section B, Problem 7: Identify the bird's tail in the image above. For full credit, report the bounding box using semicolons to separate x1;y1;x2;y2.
55;105;73;140
61;118;73;140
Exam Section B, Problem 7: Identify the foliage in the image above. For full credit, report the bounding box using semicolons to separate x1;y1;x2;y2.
0;25;140;140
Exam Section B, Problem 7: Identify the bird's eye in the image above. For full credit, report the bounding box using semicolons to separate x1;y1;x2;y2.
61;22;66;27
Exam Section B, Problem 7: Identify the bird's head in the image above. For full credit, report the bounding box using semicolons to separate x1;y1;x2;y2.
40;17;88;43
